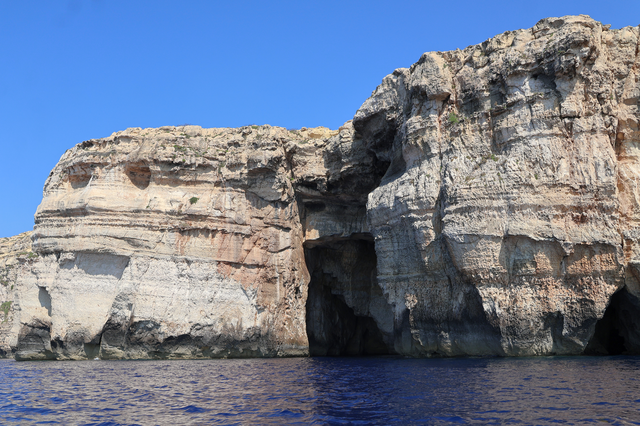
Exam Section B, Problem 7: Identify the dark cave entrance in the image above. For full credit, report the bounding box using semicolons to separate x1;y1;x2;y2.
305;237;394;356
585;288;640;356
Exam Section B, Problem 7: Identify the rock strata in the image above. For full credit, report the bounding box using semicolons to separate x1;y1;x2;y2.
18;125;317;360
2;15;640;359
0;232;33;357
356;15;640;356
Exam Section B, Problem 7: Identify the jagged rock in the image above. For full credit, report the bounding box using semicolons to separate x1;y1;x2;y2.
357;15;640;356
2;15;640;359
18;125;313;359
0;232;33;357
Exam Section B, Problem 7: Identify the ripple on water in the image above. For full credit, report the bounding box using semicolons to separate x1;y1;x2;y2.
0;356;639;425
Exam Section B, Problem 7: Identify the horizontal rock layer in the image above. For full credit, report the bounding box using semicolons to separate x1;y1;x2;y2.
0;232;33;357
356;14;640;356
3;15;640;359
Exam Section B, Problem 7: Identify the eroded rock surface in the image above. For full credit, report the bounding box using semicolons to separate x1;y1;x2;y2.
356;15;640;356
3;15;640;359
17;125;316;359
0;232;33;357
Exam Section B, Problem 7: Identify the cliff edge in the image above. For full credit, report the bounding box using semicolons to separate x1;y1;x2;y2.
3;15;640;359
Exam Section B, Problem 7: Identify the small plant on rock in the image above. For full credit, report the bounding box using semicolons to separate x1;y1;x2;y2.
189;197;199;205
0;301;11;323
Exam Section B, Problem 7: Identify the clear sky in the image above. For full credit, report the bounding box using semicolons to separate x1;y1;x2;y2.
0;0;638;238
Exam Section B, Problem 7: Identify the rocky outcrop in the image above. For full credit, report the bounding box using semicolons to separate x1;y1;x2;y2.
356;14;640;356
3;15;640;359
16;126;318;360
0;232;33;357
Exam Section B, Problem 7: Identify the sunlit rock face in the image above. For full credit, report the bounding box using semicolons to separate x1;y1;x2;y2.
0;232;33;357
357;15;640;356
13;122;388;360
17;125;314;360
4;15;640;359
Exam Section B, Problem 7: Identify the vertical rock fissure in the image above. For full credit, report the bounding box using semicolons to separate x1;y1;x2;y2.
304;237;394;356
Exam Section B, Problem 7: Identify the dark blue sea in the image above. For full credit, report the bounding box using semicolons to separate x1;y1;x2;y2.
1;356;639;425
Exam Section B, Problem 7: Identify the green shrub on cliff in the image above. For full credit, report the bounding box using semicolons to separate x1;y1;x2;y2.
0;301;11;322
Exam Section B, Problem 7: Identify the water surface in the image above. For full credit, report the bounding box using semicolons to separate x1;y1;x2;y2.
1;355;639;425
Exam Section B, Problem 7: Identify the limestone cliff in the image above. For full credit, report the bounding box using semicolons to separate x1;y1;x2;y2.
3;15;640;359
0;232;33;357
356;15;640;356
17;126;318;360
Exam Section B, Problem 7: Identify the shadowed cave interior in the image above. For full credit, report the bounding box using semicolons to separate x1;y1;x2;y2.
585;287;640;356
304;237;394;356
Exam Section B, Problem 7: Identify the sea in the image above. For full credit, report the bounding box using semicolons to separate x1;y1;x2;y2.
0;355;639;425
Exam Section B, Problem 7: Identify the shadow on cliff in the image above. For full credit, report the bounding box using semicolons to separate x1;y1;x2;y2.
304;237;395;356
585;287;640;355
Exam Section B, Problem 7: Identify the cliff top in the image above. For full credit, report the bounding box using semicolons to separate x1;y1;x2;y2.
0;232;33;262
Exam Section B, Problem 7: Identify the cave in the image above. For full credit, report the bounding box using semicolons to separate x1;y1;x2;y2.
125;162;151;190
304;237;394;356
585;288;640;356
38;286;52;317
67;168;92;189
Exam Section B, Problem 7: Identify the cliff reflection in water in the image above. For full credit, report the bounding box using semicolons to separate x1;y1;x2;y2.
1;356;639;424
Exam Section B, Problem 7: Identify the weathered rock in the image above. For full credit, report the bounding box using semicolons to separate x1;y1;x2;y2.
356;15;640;356
0;232;33;357
3;15;640;359
18;125;314;359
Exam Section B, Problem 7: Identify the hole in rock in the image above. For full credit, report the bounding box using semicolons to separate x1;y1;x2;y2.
305;237;394;356
585;288;633;355
84;343;100;359
298;182;319;192
38;286;52;317
68;170;92;189
125;163;151;190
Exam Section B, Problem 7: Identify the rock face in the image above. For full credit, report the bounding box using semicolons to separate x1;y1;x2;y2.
356;15;640;356
0;232;33;357
3;15;640;359
17;126;319;360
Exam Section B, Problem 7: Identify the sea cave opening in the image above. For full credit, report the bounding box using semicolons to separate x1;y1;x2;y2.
304;236;394;356
585;287;640;356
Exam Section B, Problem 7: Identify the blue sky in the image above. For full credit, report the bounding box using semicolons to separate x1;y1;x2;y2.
0;0;638;238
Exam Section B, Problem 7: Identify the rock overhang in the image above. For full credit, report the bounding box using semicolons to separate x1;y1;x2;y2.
2;15;640;359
